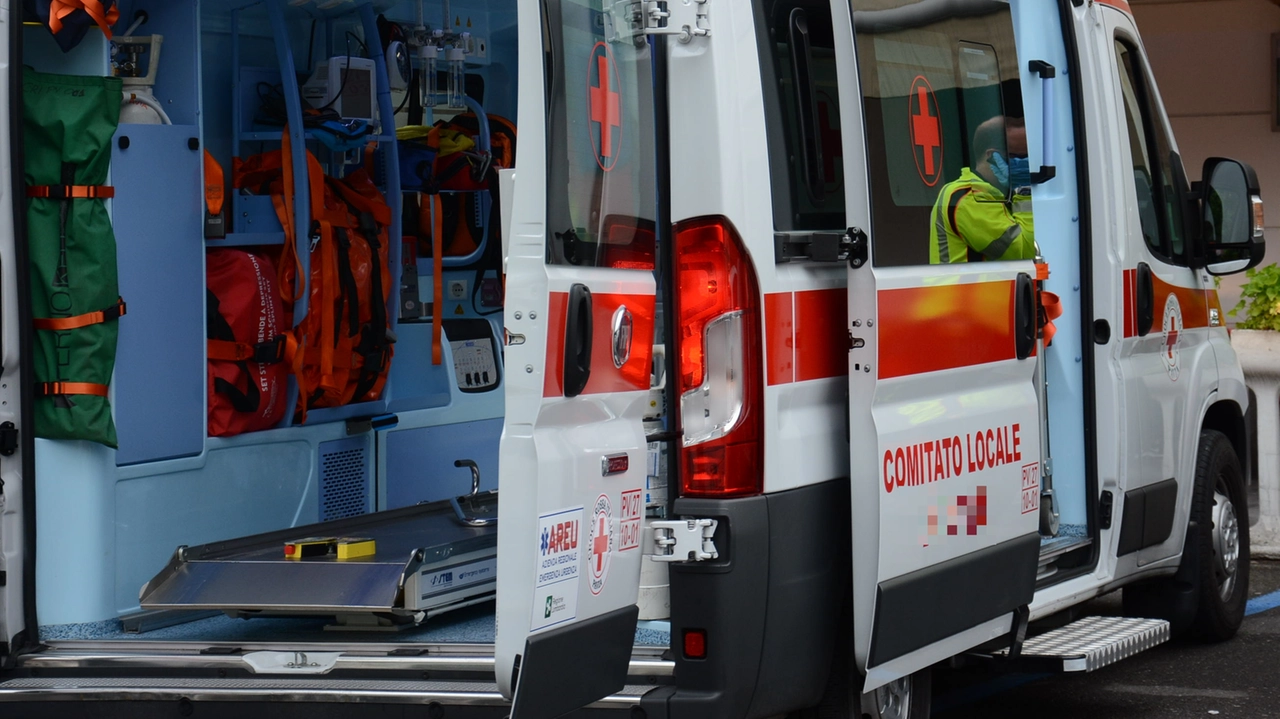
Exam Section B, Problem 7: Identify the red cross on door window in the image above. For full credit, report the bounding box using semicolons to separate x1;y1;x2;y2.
588;42;623;172
909;75;944;187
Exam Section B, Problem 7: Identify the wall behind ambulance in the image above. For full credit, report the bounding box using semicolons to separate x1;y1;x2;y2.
1132;0;1280;322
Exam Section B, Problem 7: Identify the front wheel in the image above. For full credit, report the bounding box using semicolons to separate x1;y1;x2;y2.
1190;429;1250;640
1122;429;1249;640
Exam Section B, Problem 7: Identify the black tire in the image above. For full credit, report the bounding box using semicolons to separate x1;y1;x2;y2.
1122;429;1249;641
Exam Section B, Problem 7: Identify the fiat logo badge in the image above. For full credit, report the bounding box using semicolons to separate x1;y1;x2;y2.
612;305;633;369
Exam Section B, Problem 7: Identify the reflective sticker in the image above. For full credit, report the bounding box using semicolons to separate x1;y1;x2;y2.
620;489;642;551
588;494;614;595
1021;463;1041;516
533;506;583;632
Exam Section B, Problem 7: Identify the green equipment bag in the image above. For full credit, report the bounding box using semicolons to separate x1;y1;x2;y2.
23;69;126;448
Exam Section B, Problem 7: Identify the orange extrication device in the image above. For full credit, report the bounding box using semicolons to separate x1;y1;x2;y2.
232;127;395;422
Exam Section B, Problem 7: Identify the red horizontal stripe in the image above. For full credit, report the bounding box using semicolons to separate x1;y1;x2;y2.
878;281;1017;379
544;291;655;398
765;292;794;386
796;289;848;382
1122;268;1210;339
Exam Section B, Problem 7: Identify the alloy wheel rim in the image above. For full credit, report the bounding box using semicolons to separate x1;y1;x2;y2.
875;675;912;719
1212;480;1240;602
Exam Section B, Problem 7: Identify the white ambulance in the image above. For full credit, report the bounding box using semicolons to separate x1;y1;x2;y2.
0;0;1266;717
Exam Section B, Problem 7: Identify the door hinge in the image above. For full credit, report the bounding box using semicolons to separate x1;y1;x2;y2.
652;518;719;562
775;227;869;266
0;423;17;457
610;0;710;43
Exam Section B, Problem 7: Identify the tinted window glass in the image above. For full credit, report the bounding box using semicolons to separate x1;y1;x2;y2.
853;0;1033;267
544;0;657;269
1115;40;1188;261
757;0;846;232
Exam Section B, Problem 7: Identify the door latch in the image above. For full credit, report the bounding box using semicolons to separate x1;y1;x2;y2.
652;518;719;562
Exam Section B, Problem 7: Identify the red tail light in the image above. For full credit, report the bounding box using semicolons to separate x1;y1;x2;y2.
673;217;763;498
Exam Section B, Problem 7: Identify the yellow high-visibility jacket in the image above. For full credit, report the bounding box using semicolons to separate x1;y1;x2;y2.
929;168;1036;264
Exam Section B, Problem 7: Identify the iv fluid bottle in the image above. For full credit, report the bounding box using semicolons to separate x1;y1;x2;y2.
420;45;439;108
447;46;466;109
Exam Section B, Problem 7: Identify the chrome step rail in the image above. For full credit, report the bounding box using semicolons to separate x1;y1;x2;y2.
989;615;1170;672
0;676;657;707
12;641;673;677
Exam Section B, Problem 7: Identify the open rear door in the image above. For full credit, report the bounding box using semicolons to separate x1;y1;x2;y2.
0;0;24;657
496;1;659;716
832;0;1044;691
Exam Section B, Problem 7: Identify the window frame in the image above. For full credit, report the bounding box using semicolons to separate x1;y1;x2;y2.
1112;36;1190;268
753;0;847;235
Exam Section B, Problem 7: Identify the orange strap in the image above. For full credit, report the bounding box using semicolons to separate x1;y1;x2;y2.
431;194;444;366
37;381;108;398
204;150;225;217
47;0;120;38
208;335;288;364
27;184;114;199
33;298;126;331
1040;290;1063;347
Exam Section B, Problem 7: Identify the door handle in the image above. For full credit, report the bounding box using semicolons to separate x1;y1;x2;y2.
1015;273;1036;360
563;283;593;397
1136;262;1154;337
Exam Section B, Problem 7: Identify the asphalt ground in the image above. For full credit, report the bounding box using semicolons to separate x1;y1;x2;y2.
933;560;1280;718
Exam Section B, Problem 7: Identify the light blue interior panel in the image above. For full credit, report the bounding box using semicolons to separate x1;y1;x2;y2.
22;24;110;75
1013;0;1087;529
385;417;501;509
35;440;118;625
112;124;207;465
387;321;457;411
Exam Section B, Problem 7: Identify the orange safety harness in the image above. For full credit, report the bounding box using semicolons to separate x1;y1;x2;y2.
234;127;393;422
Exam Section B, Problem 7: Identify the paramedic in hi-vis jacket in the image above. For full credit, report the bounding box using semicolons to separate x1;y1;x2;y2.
929;116;1037;264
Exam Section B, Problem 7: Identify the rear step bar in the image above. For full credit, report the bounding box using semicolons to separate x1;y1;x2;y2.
12;641;673;677
0;676;657;708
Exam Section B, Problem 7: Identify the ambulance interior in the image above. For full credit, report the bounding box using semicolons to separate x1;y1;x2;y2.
19;0;638;646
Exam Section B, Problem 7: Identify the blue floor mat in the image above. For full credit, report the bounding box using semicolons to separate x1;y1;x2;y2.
41;602;672;647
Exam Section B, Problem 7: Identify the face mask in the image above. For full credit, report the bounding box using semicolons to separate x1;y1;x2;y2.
989;151;1010;190
1008;156;1032;190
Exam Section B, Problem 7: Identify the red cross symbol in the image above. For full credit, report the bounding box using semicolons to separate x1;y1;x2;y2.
593;512;609;574
1166;328;1179;359
909;75;943;187
589;42;622;171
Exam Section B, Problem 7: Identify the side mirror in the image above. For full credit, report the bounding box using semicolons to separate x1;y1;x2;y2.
1199;157;1265;276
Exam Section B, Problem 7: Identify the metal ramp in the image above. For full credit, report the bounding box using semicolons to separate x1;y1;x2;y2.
991;616;1170;672
140;493;498;626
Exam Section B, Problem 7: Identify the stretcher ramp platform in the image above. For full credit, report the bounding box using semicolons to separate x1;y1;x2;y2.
140;495;498;622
